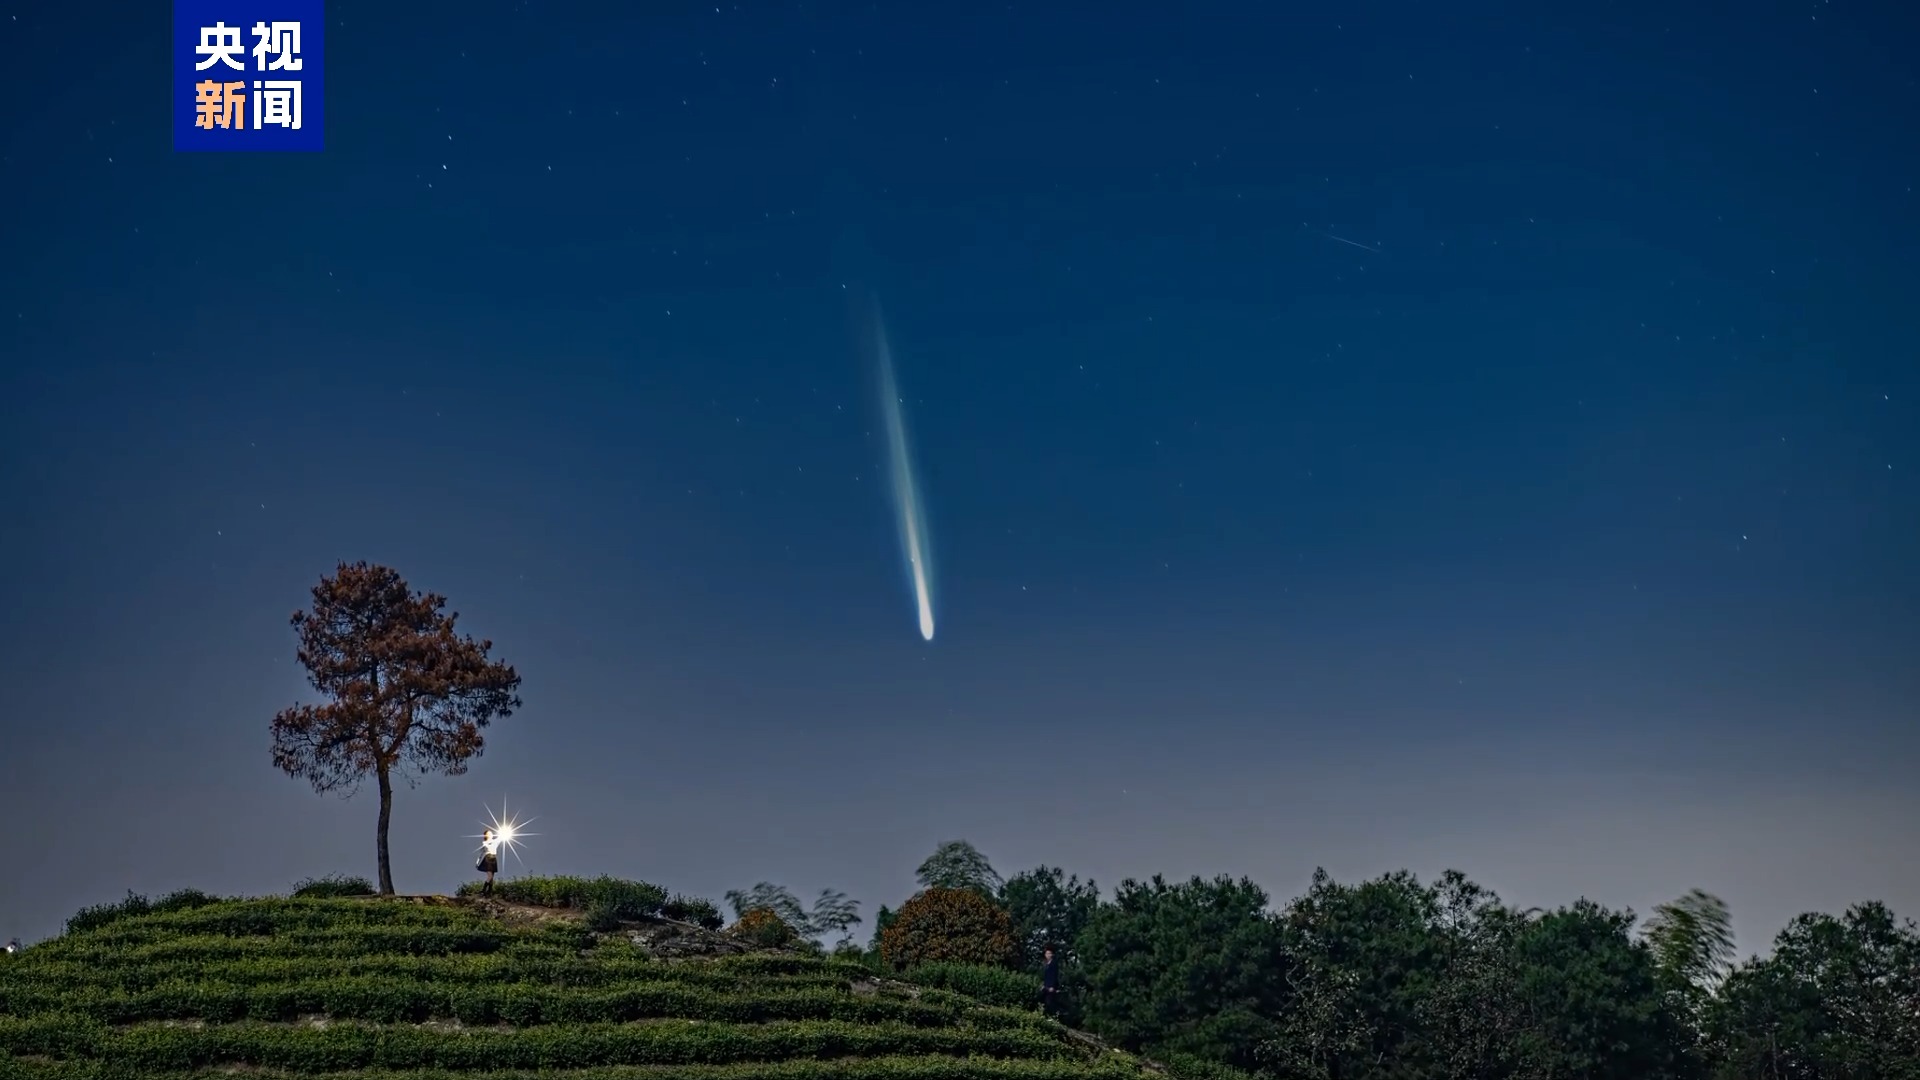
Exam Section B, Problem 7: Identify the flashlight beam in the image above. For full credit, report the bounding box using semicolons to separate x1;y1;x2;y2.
474;799;539;869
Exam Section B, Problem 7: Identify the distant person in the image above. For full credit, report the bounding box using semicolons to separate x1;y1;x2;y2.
1041;946;1060;1016
476;829;500;896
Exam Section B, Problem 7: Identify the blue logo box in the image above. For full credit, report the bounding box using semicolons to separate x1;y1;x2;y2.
173;0;325;151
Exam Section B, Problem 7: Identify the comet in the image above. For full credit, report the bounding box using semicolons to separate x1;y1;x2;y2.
872;311;936;641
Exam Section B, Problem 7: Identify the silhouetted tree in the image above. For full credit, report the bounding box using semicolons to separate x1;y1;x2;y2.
915;839;1001;895
725;882;862;944
726;883;809;928
880;886;1019;969
1645;888;1737;995
808;888;864;944
1417;871;1539;1080
269;562;521;895
1263;867;1449;1079
1705;902;1920;1079
1644;887;1737;1068
1505;899;1689;1080
1256;868;1690;1080
1078;873;1286;1072
999;865;1100;971
999;865;1101;1025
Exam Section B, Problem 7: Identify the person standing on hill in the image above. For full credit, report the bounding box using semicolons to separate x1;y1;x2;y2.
476;829;500;896
1040;946;1060;1017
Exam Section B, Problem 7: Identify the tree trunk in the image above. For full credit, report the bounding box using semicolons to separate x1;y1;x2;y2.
376;765;395;895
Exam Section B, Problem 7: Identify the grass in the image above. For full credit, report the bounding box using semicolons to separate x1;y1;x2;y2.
0;879;1163;1080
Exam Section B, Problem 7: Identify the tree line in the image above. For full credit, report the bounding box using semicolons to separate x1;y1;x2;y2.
738;840;1918;1080
268;562;1918;1079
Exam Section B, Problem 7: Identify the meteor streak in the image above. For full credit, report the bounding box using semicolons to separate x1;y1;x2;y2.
1314;229;1381;253
873;312;935;641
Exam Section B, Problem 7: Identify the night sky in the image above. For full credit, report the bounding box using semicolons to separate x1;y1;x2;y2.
2;0;1916;951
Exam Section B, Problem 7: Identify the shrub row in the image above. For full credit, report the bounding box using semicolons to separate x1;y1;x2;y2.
44;924;562;963
59;900;498;944
63;890;225;936
452;876;648;912
290;875;377;898
42;927;521;967
1;1051;1154;1080
0;977;1037;1031
0;1016;1071;1071
54;884;723;950
43;911;848;974
704;954;875;980
58;894;500;944
448;877;725;931
905;963;1042;1012
6;946;870;987
3;954;864;996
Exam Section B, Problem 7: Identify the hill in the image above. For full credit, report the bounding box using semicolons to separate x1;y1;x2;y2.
0;878;1167;1080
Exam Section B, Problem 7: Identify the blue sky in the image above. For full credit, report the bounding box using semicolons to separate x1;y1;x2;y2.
1;0;1915;950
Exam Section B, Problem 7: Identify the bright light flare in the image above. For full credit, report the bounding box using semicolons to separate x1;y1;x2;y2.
471;799;538;868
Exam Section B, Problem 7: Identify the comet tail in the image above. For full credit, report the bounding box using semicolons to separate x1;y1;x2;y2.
874;318;935;641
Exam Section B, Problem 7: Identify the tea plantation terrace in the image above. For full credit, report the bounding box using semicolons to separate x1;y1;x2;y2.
0;876;1171;1080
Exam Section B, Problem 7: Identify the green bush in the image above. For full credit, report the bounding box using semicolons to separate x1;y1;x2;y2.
583;900;625;932
456;875;668;920
908;962;1040;1011
151;889;221;913
62;890;152;936
664;893;726;929
290;874;375;898
881;888;1020;970
64;890;221;936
